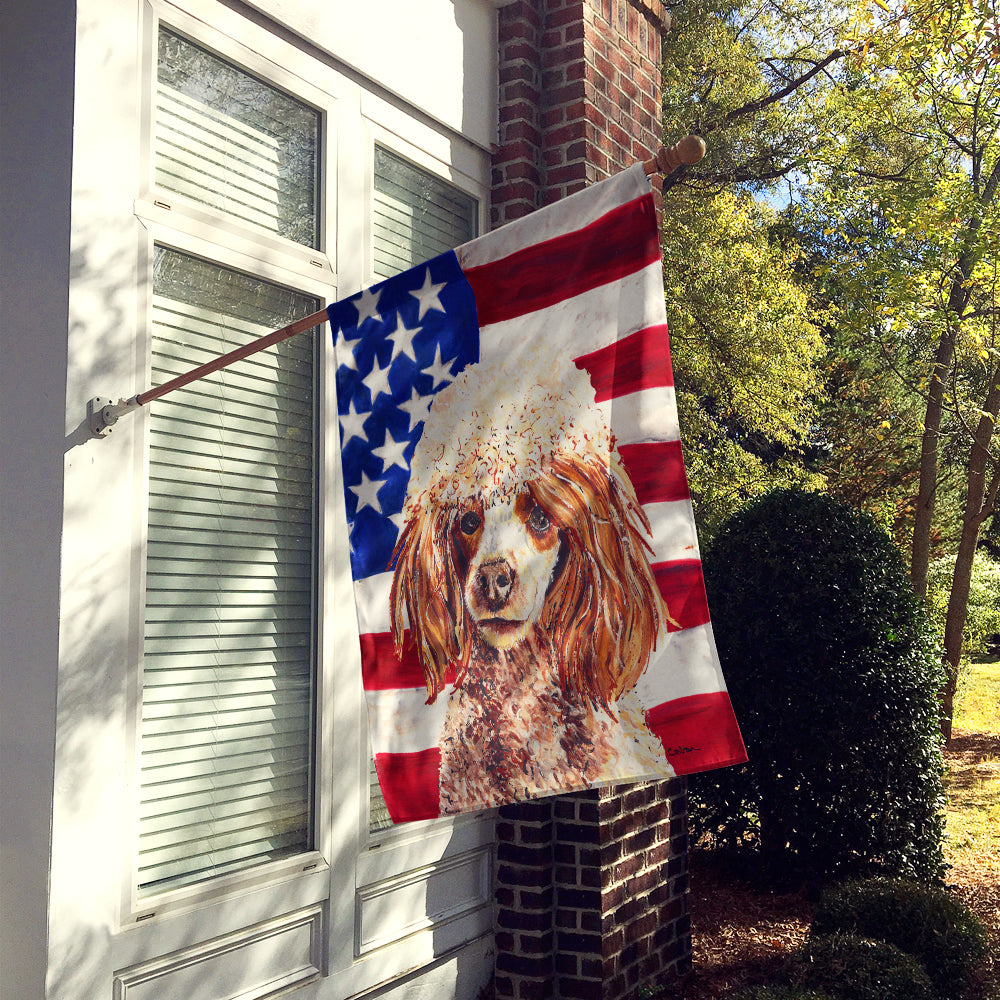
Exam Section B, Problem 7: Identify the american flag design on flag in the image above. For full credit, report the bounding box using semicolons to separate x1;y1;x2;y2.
329;164;746;823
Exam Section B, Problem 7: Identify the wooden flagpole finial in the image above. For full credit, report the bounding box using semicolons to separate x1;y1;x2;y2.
644;135;707;176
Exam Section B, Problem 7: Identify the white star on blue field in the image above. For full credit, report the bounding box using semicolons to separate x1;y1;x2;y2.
328;249;480;580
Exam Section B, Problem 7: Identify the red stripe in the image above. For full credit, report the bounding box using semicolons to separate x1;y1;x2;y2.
646;691;747;775
463;194;660;327
618;440;690;505
574;324;673;402
374;748;442;823
360;631;457;691
654;559;711;632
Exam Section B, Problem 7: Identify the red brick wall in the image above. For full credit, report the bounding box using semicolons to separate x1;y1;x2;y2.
494;783;691;1000
490;6;690;997
493;0;668;227
553;783;691;997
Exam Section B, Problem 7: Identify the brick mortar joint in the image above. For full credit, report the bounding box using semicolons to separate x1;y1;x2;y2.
621;0;670;31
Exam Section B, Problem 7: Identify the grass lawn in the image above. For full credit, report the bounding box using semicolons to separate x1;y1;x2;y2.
946;659;1000;869
942;658;1000;999
953;658;1000;733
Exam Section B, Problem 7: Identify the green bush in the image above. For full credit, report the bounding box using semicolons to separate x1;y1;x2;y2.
732;987;838;1000
792;933;934;1000
692;489;947;882
811;878;988;998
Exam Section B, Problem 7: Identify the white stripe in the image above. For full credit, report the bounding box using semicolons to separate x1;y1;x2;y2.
646;499;701;564
598;386;680;445
355;572;393;636
476;261;667;366
365;685;448;755
633;623;728;711
456;164;651;269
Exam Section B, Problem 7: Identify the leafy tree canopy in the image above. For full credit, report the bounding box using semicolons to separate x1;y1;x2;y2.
663;188;825;535
661;0;1000;736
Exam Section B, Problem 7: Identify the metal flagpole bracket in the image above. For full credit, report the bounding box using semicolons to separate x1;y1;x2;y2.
88;395;141;438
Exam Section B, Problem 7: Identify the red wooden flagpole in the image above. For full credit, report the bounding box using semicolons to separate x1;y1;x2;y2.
88;306;328;437
89;138;705;437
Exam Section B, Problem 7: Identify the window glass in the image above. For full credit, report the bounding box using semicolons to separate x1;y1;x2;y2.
156;28;320;248
372;146;477;278
138;246;318;895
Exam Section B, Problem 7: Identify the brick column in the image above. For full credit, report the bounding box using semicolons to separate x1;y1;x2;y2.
551;782;691;998
491;3;692;999
493;0;668;227
495;801;556;1000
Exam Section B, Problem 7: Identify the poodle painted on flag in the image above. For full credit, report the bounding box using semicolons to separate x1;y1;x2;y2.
389;350;674;814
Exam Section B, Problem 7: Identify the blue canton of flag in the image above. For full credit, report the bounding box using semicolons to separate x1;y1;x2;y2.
329;250;480;580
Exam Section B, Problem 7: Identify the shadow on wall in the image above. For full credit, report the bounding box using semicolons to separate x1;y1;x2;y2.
44;207;153;998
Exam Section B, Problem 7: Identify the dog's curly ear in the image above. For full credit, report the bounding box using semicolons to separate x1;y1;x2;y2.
389;506;470;703
534;452;667;710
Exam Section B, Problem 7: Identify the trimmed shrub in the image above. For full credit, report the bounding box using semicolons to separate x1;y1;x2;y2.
812;878;988;998
732;987;838;1000
692;489;946;882
793;933;934;1000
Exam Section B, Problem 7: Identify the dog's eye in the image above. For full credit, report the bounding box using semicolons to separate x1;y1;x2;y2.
459;511;482;534
527;505;551;533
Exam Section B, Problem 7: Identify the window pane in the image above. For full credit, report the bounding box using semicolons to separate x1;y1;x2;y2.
369;150;478;832
138;247;318;895
156;28;320;248
372;146;477;279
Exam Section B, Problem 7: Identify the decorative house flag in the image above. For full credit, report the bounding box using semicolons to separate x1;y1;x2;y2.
329;163;746;823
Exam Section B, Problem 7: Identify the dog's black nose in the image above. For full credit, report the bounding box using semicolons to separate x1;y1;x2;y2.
478;560;515;609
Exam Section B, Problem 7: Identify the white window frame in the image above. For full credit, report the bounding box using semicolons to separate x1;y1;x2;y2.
110;0;496;992
123;0;340;930
122;224;336;925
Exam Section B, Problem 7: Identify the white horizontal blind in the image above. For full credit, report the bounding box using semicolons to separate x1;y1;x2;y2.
155;28;320;248
138;247;319;895
372;146;478;281
368;148;477;832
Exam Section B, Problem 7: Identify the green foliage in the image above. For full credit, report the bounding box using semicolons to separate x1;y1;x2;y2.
927;550;1000;659
793;0;1000;599
791;934;934;1000
661;0;851;192
664;189;826;539
778;205;936;550
732;987;838;1000
692;489;947;882
659;0;1000;743
657;1;842;539
811;878;988;999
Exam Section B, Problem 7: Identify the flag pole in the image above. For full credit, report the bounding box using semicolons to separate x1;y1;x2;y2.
87;306;329;437
88;137;705;438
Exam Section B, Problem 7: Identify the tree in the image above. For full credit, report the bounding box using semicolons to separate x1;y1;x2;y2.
661;0;853;194
659;1;848;536
661;188;825;537
800;0;1000;735
782;206;968;550
660;0;999;737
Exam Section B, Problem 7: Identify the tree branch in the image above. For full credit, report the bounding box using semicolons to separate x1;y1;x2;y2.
701;49;848;133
